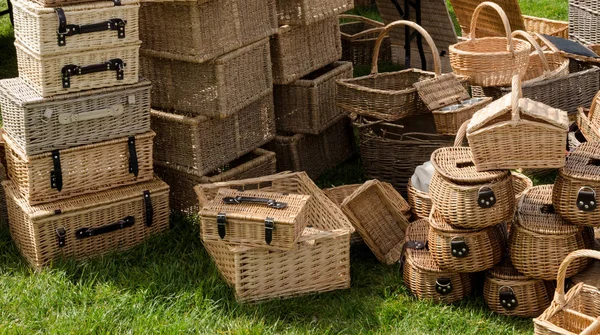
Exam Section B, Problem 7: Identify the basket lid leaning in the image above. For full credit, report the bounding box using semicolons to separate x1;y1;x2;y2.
516;185;580;235
430;146;509;184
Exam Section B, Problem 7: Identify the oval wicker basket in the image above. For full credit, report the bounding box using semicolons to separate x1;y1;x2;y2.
407;179;432;220
403;219;472;304
511;30;569;85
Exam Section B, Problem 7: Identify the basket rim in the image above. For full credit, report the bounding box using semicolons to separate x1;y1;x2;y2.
449;37;531;57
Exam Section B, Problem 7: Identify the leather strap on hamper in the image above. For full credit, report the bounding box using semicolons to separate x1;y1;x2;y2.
217;213;227;239
577;187;597;212
128;136;139;177
75;216;135;239
61;59;125;88
143;190;153;227
264;218;274;245
56;227;66;248
55;8;126;47
50;150;63;191
499;286;518;310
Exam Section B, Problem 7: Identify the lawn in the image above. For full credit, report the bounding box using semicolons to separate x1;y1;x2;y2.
0;0;567;333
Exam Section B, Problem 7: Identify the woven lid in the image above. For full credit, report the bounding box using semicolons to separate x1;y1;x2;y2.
405;219;445;272
517;185;581;235
431;147;509;183
562;142;600;182
429;208;479;233
413;73;471;111
12;0;139;14
488;259;529;281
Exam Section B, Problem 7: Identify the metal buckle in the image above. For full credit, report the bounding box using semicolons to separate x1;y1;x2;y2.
477;186;496;209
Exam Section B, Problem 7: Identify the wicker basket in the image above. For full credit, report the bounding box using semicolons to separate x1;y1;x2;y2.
484;260;553;318
275;0;352;25
4;131;155;205
0;78;151;156
12;0;139;56
274;61;353;135
509;185;595;280
341;180;411;264
4;178;170;268
141;38;272;118
553;142;600;227
512;172;533;201
429;146;515;229
466;75;569;171
511;30;569;84
403;219;472;304
339;14;390;67
15;41;140;98
570;0;600;45
0;163;7;229
154;149;276;214
577;108;600;143
264;118;354;180
407;180;432;220
449;2;530;87
151;90;275;174
534;250;600;335
428;208;505;273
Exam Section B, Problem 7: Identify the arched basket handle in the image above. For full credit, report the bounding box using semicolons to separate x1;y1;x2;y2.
555;249;600;306
469;1;515;54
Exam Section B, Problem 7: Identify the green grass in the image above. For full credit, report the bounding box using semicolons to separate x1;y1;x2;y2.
0;0;568;333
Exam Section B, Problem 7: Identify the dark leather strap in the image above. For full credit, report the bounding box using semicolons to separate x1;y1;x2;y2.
577;187;597;212
478;186;496;208
499;286;518;310
217;213;227;239
450;238;469;258
223;196;287;209
62;59;125;88
55;8;126;47
143;190;153;227
56;227;66;248
128;136;139;177
50;150;63;191
264;218;274;245
75;216;134;239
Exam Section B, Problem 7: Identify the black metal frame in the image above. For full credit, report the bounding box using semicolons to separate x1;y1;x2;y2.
0;0;13;26
389;0;427;70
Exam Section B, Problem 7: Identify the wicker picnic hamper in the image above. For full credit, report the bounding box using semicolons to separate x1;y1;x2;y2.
512;172;533;201
553;142;600;227
341;180;411;264
428;208;505;273
4;131;154;205
275;0;352;25
449;2;530;87
570;0;600;45
429;146;516;229
466;75;569;171
511;30;570;84
339;14;390;67
199;189;310;251
534;249;600;335
403;219;472;304
4;178;170;268
483;260;553;318
271;17;342;85
274;61;353;135
154;149;276;214
0;78;151;156
151;90;275;174
509;185;595;280
140;0;276;62
141;38;272;118
407;180;432;220
12;0;139;56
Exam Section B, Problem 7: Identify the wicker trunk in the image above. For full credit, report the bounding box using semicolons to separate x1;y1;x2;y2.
4;178;170;268
0;78;151;156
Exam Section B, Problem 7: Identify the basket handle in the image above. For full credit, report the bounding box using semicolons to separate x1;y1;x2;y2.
469;2;514;54
511;30;551;75
371;20;441;76
555;249;600;306
339;15;386;40
454;120;470;147
510;74;523;122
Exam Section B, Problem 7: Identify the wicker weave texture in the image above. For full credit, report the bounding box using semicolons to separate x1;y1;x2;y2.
569;0;600;44
275;0;352;25
4;178;170;268
340;15;390;67
0;163;7;229
151;90;275;174
140;0;276;61
578;108;600;143
274;61;353;135
407;180;432;220
5;131;155;205
512;172;533;201
0;78;151;156
271;17;342;85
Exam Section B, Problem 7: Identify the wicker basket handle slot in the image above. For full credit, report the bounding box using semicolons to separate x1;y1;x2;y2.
454;120;470;147
339;14;385;40
469;2;515;54
511;30;551;75
555;249;600;306
371;20;441;76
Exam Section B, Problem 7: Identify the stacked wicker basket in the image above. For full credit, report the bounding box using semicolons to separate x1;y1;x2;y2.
0;0;171;268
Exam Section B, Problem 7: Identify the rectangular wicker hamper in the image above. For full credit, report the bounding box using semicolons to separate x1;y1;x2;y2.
140;0;276;62
141;38;272;118
4;178;170;268
154;149;276;214
274;61;353;135
0;78;151;156
275;0;353;25
151;90;275;174
4;131;155;205
569;0;600;44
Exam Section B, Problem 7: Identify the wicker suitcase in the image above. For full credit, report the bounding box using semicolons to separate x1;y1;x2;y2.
0;78;151;156
4;178;170;268
4;131;154;205
275;0;352;25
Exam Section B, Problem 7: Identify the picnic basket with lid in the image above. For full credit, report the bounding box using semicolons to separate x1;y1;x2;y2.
275;0;352;26
403;219;472;304
339;14;390;67
509;185;595;280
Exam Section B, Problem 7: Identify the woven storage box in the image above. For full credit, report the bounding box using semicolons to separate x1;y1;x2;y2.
271;17;342;85
341;180;411;264
428;208;505;273
509;185;595;280
0;78;151;156
274;61;352;135
15;41;140;98
484;260;553;318
4;178;170;268
339;14;390;67
553;142;600;227
407;180;432;220
403;219;472;304
154;149;276;214
151;90;275;174
264;118;354;180
4;131;154;205
140;0;276;62
141;38;272;118
429;146;515;229
569;0;600;44
275;0;352;25
466;75;569;171
12;0;139;56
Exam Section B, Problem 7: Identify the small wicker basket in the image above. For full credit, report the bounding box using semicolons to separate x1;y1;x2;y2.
407;179;432;220
339;14;390;67
275;0;352;25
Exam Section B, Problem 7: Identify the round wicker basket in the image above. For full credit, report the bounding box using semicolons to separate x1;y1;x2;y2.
407;179;432;220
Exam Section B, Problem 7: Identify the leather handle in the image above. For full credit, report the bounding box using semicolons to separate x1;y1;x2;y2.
75;216;134;239
222;196;287;209
62;59;125;88
58;104;124;124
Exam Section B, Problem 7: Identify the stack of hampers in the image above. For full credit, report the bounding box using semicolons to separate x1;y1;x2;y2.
138;0;279;213
263;0;356;180
0;0;170;268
